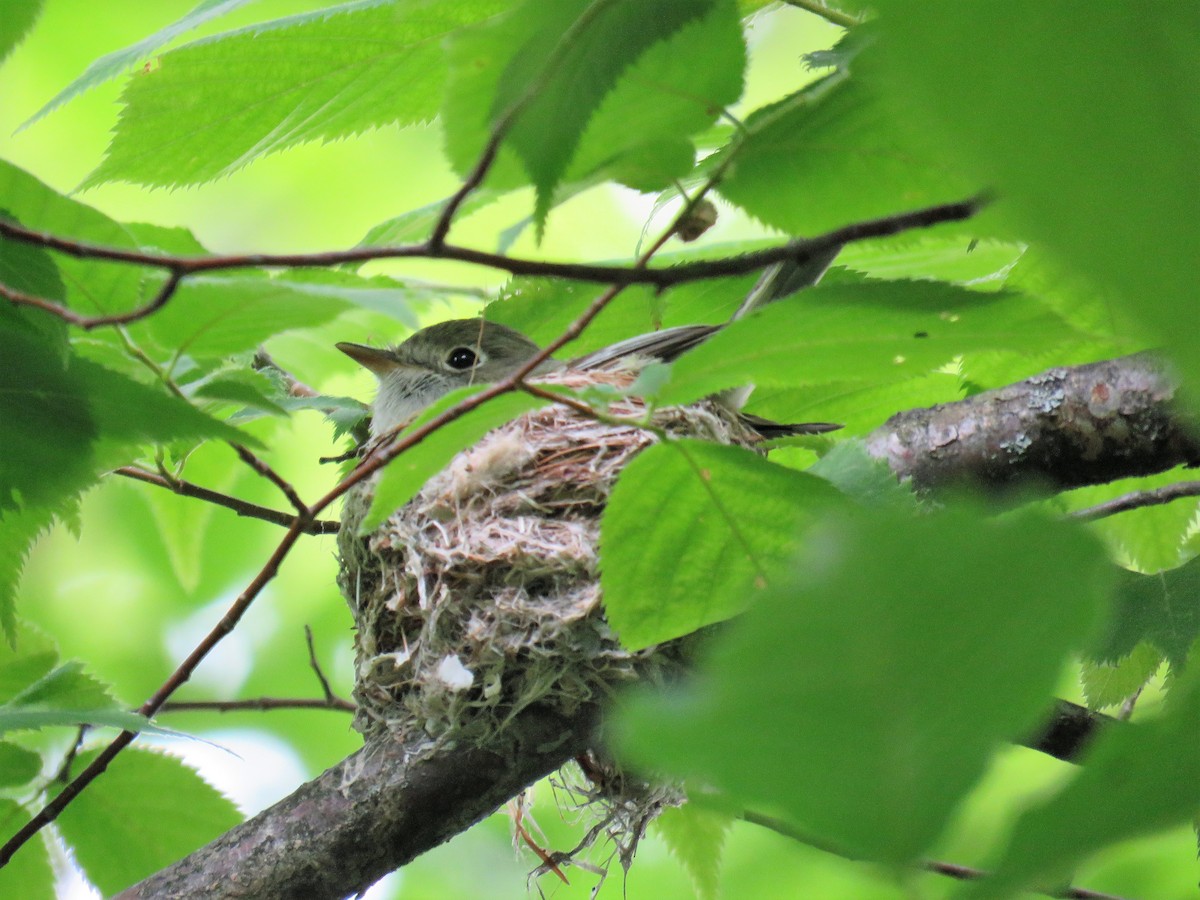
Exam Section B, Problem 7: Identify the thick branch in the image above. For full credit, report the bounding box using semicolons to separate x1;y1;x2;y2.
867;353;1200;492
117;704;598;900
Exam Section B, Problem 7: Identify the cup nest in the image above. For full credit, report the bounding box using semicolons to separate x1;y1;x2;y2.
337;377;762;873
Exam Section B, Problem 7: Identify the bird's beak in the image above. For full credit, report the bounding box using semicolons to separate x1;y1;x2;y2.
336;342;402;377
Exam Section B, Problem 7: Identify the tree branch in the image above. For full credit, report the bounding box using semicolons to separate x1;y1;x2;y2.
0;197;980;329
116;704;599;899
1070;479;1200;521
866;353;1200;492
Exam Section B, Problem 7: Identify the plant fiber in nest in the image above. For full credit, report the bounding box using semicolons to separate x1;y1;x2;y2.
337;374;764;747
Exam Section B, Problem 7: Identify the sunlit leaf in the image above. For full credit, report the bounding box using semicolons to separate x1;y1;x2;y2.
444;0;726;228
57;748;241;895
601;440;841;649
0;800;52;898
19;0;258;129
83;0;506;188
717;72;977;235
656;803;732;900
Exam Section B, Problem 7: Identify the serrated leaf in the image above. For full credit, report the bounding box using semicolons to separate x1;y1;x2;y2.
656;803;731;900
444;0;722;228
84;0;505;188
565;1;745;189
362;389;547;532
0;741;42;787
0;161;156;317
717;72;977;235
974;665;1200;899
0;0;42;64
601;439;842;649
658;280;1083;406
1080;642;1163;711
193;371;288;417
870;1;1200;394
7;660;115;710
19;0;257;130
1087;561;1200;672
0;708;151;734
615;506;1111;865
57;747;241;895
0;800;52;899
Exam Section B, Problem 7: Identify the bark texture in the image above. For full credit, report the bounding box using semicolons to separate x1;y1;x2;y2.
117;704;598;900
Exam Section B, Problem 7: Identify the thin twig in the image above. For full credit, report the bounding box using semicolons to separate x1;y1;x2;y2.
113;467;338;535
229;444;309;516
0;198;982;329
781;0;862;29
740;810;1130;900
160;696;354;714
304;625;337;705
1070;480;1200;522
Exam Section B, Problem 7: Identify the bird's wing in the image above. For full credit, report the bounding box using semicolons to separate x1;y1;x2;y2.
569;324;719;370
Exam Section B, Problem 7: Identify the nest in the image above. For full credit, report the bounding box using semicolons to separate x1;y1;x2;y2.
336;374;763;875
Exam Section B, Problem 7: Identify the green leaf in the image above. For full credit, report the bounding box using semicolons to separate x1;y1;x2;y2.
716;72;977;235
0;327;97;512
84;0;506;188
656;803;732;900
6;660;116;710
444;0;723;228
615;506;1111;864
870;1;1200;393
1087;561;1200;672
19;0;257;130
75;360;255;449
362;389;547;532
565;0;745;189
1080;642;1163;711
601;440;842;649
658;280;1082;406
0;161;155;317
0;508;57;642
193;371;289;417
0;707;150;734
0;0;42;64
354;189;508;254
133;271;356;359
975;666;1200;898
747;371;963;437
0;801;52;900
57;748;241;895
0;741;41;788
808;439;916;509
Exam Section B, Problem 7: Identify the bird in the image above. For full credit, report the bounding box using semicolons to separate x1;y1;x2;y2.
337;254;844;443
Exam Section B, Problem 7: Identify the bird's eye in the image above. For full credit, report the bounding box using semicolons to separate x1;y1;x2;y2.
446;347;478;370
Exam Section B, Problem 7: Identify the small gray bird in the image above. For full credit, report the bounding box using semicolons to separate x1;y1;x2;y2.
337;254;843;440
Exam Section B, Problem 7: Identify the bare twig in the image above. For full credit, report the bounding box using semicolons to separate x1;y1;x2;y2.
1070;480;1200;522
113;467;338;535
229;444;309;516
304;625;338;705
